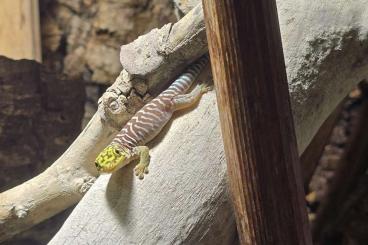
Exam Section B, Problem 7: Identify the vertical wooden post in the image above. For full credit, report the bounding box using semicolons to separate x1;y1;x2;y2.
202;1;312;244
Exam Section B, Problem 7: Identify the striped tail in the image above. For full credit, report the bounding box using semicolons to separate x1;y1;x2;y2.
165;54;209;95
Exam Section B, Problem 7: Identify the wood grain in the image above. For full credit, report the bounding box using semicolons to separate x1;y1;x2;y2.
202;1;312;244
0;0;41;62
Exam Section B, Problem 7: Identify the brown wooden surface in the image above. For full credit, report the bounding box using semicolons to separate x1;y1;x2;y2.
312;83;368;242
0;0;41;62
202;1;312;244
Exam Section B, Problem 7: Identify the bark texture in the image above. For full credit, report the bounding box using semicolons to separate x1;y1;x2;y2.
203;0;311;244
48;0;368;244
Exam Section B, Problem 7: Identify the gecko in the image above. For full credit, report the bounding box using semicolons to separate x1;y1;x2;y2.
94;55;211;179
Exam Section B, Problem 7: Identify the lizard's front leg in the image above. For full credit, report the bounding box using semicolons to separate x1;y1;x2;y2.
133;146;150;179
172;83;212;111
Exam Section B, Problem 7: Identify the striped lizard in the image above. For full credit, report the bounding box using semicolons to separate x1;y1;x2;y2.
94;55;211;179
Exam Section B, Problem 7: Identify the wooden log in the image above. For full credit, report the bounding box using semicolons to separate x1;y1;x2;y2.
202;1;311;244
0;0;41;62
301;103;343;190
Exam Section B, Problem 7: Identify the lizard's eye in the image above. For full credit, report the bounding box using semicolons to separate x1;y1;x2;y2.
114;149;120;155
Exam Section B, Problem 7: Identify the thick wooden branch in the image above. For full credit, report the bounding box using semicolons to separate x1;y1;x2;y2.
0;5;207;242
203;0;311;243
119;3;207;93
48;0;368;244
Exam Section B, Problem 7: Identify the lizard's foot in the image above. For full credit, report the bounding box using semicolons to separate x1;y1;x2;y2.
132;146;150;180
199;82;213;93
134;162;149;180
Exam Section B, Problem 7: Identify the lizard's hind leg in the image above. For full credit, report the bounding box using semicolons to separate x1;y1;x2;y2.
172;83;212;111
133;146;150;180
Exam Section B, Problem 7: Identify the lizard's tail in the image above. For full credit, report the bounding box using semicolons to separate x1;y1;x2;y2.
167;54;210;94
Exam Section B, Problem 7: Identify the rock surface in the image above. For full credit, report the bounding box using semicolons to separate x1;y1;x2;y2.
40;0;176;84
0;56;85;192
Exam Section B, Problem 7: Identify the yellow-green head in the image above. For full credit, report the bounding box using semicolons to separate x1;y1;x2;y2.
95;145;127;173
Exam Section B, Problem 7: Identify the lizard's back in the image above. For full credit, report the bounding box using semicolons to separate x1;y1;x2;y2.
112;55;209;149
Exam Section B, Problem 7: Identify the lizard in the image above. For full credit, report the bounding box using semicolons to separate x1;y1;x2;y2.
94;55;211;179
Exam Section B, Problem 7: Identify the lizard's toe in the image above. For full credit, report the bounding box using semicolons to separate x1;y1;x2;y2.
200;83;213;93
134;163;149;180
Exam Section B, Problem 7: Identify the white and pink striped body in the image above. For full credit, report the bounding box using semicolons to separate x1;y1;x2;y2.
112;55;209;151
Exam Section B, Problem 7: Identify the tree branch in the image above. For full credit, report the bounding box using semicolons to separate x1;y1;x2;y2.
0;3;207;242
49;0;368;244
3;0;368;243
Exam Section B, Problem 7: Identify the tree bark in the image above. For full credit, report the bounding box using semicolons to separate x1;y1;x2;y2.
48;0;368;244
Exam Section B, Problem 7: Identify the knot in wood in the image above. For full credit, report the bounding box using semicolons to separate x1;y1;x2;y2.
98;90;129;130
12;205;28;219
